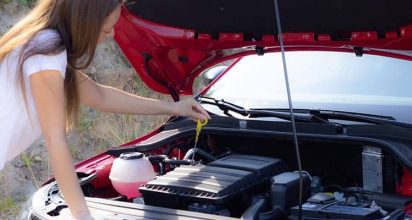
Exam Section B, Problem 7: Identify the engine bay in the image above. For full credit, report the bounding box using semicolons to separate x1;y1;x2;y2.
40;125;412;220
79;130;411;220
130;153;407;219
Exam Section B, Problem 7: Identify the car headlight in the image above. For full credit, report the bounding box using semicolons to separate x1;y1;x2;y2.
19;183;56;220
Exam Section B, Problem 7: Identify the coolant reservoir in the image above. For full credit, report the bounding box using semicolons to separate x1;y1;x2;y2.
109;152;156;199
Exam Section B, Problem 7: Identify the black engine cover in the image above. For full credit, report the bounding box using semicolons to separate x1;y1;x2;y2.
139;155;287;215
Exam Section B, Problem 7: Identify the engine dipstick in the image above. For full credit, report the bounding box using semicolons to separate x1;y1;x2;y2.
191;119;208;164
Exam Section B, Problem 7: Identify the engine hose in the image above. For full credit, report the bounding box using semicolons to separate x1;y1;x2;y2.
163;144;186;156
241;197;284;220
183;148;217;162
164;159;192;165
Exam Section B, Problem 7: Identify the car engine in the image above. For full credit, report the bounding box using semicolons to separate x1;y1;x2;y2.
140;154;288;217
124;151;405;220
93;135;412;220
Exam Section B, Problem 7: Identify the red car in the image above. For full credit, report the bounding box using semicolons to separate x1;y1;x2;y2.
23;0;412;219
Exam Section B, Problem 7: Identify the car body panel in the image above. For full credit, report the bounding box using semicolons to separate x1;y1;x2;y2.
28;182;237;220
114;0;412;96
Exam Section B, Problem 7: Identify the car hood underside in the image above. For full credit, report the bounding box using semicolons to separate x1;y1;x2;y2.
115;0;412;96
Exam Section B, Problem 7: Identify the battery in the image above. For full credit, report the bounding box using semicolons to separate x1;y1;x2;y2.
289;201;381;220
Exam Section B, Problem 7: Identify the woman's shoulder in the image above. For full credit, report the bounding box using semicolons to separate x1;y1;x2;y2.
22;29;68;78
27;29;66;54
30;29;66;53
32;29;62;43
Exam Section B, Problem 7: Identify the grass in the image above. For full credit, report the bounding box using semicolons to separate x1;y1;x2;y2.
90;113;162;148
1;0;32;5
76;73;170;152
0;196;19;218
0;168;22;219
75;49;171;152
21;153;40;189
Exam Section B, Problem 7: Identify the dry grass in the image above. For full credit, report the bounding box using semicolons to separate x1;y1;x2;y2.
0;169;20;219
76;68;170;154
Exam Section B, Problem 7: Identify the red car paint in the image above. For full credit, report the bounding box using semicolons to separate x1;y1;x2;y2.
114;6;412;97
398;167;412;197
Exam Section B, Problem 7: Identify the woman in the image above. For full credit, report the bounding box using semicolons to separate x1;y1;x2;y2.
0;0;210;219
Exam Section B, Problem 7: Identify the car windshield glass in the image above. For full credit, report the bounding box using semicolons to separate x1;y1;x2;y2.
204;51;412;123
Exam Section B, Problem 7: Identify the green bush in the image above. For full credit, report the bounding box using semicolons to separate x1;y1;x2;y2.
1;0;33;5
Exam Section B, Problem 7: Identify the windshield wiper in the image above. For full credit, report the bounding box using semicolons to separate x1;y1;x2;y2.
253;108;412;129
199;96;412;129
309;109;412;129
198;96;247;116
198;96;328;123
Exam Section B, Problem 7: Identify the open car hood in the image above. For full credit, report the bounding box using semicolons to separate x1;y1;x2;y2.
114;0;412;99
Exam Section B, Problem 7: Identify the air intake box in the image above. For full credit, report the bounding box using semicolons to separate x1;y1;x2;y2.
139;155;287;213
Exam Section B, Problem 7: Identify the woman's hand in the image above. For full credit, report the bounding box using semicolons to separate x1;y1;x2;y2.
172;98;211;121
72;211;94;220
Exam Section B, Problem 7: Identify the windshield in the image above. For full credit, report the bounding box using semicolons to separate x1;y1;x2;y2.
204;51;412;123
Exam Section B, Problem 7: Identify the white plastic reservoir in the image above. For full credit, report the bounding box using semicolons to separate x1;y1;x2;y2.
109;152;156;199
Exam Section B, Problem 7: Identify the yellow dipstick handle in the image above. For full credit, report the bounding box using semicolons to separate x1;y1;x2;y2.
192;118;208;164
195;118;208;144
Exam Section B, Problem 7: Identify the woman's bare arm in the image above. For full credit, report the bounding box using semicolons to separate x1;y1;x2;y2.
30;70;92;220
76;71;210;120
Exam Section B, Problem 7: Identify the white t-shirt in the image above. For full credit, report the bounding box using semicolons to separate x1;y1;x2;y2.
0;29;67;170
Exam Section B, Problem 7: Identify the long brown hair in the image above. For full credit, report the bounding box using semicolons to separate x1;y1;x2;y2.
0;0;122;125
